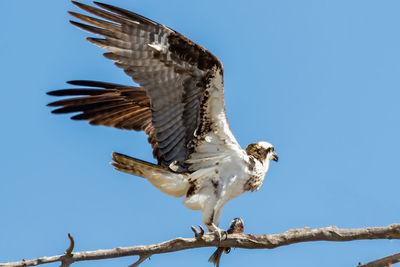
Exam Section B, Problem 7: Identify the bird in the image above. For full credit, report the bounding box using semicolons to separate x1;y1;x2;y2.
208;218;244;267
47;1;278;239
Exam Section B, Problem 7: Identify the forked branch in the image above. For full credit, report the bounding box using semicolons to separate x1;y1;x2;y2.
358;251;400;267
1;224;400;267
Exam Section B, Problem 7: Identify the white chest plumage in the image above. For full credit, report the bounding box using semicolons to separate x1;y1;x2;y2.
184;137;269;228
183;71;270;227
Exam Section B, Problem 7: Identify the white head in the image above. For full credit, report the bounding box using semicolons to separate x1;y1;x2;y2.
245;141;278;163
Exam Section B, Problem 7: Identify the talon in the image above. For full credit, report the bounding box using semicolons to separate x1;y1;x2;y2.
212;227;224;242
191;225;204;239
221;230;228;241
214;230;222;242
190;225;199;236
206;223;226;242
199;225;205;236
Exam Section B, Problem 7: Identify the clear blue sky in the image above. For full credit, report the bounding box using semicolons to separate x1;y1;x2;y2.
1;1;400;266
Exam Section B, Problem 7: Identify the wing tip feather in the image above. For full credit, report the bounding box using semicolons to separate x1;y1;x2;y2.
46;90;58;97
69;19;83;28
71;1;87;9
71;1;87;10
66;80;97;86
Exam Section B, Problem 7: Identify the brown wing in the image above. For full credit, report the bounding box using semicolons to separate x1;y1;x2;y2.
47;80;163;161
48;2;223;171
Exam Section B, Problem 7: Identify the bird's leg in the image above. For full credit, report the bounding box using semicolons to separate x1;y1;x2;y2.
202;210;226;241
210;201;229;241
202;199;228;242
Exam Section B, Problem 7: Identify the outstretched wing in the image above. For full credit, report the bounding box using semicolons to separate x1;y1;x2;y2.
47;80;163;161
48;1;240;172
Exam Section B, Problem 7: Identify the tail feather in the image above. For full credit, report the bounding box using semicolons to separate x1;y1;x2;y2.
111;152;189;197
208;248;224;267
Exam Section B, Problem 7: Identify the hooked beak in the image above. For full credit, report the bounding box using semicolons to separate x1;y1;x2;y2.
271;152;279;162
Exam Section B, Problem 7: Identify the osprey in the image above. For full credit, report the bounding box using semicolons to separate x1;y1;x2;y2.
48;1;278;238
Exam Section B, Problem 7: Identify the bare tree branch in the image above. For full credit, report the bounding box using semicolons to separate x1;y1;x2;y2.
128;255;150;267
2;223;400;267
358;252;400;267
60;234;75;267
